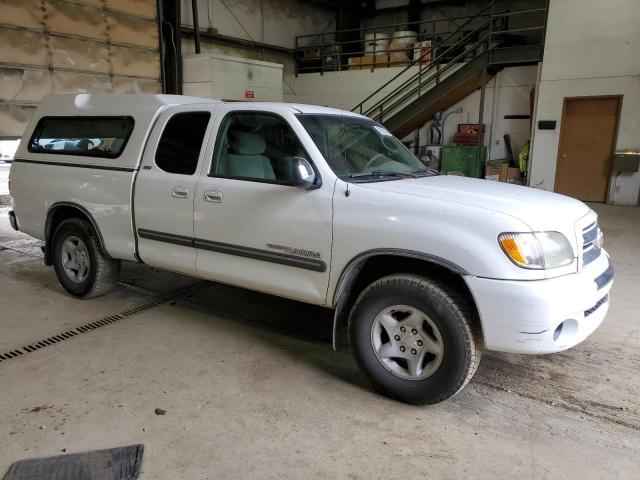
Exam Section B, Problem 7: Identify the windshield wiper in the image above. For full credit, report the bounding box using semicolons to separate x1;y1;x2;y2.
346;170;418;180
411;167;440;177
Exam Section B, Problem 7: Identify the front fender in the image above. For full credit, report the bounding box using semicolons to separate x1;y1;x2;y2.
331;249;470;351
327;182;536;350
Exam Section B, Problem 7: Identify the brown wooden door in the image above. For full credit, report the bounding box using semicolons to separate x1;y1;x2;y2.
555;97;621;202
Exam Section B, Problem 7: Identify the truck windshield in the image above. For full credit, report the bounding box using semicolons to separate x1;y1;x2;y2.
296;113;435;182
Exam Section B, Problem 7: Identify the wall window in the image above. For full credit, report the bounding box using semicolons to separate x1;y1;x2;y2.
211;112;311;183
28;116;134;158
155;112;211;175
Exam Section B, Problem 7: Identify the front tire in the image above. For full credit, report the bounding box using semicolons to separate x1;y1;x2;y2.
52;218;120;299
348;274;482;405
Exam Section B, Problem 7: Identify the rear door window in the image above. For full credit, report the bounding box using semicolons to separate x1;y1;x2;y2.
155;112;211;175
28;116;134;158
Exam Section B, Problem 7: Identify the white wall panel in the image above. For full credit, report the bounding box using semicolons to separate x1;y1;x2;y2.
529;0;640;205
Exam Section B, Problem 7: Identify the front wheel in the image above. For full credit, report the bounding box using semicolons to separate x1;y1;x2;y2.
348;274;482;404
52;218;120;299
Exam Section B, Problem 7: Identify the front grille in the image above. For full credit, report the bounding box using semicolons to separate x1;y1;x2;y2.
594;262;614;290
584;294;608;317
582;221;601;267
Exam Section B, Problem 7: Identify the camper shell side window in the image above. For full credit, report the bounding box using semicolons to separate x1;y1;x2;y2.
28;116;135;159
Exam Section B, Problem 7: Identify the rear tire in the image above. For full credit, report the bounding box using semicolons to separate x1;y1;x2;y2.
52;218;120;299
348;274;482;405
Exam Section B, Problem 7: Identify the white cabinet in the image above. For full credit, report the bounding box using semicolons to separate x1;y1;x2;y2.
183;53;283;102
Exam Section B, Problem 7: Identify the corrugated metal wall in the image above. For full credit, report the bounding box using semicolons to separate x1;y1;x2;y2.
0;0;162;137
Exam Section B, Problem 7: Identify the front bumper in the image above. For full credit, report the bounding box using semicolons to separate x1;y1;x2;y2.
465;251;613;354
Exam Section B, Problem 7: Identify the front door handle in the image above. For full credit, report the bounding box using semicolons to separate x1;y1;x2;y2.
203;190;223;203
172;186;189;199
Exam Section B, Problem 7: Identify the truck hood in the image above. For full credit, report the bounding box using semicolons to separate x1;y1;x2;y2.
358;175;591;231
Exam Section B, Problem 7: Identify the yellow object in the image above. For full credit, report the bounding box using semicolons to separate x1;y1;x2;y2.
499;236;526;264
518;141;530;173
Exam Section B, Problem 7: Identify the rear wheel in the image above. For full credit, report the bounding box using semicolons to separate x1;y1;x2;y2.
348;274;482;404
52;218;120;299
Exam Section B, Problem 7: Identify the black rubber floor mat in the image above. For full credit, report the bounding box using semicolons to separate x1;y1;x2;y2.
2;445;144;480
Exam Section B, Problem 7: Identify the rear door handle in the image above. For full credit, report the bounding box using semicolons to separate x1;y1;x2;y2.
203;190;223;203
172;186;189;199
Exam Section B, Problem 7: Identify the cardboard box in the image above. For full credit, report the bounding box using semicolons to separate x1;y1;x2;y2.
485;162;521;182
388;41;412;55
485;162;503;181
413;40;432;66
458;123;485;135
348;56;362;70
360;54;389;68
302;47;321;59
389;51;411;66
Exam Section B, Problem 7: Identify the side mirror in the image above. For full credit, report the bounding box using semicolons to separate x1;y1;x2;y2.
289;156;317;189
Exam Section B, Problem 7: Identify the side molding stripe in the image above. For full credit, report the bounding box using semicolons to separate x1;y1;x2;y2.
13;158;135;172
137;229;327;273
137;229;193;247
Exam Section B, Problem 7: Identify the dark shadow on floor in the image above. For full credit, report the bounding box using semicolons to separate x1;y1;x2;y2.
177;282;372;393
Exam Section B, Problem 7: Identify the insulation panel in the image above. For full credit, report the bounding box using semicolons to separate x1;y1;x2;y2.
106;13;158;48
0;67;52;102
0;104;37;139
0;0;44;29
0;0;161;137
112;77;162;94
110;46;160;78
49;36;110;73
46;0;108;40
0;27;48;67
52;70;113;93
106;0;156;18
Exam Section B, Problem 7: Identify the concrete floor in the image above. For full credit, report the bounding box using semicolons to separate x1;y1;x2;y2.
0;162;639;478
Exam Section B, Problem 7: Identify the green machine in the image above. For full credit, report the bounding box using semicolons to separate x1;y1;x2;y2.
440;145;487;178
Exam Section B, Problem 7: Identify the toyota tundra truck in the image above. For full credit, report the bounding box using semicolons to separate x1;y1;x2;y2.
7;94;613;404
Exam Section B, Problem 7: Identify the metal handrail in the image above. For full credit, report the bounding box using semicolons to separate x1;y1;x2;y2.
352;4;547;123
295;11;492;42
367;44;484;120
352;1;496;114
295;7;548;53
491;7;548;18
292;0;547;127
368;30;492;121
361;17;492;117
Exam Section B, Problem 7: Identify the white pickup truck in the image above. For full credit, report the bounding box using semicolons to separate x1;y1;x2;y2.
8;94;613;404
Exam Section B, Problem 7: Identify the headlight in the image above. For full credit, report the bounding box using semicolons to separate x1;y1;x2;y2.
498;232;574;269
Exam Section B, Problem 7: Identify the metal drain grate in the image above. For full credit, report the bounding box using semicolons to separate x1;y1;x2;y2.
0;282;207;364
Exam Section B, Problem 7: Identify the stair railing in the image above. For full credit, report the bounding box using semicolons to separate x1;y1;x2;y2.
352;0;496;118
366;19;492;122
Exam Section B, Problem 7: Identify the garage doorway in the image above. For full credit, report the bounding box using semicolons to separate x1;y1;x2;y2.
555;96;621;202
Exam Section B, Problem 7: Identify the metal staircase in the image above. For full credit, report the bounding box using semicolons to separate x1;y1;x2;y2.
351;1;549;138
